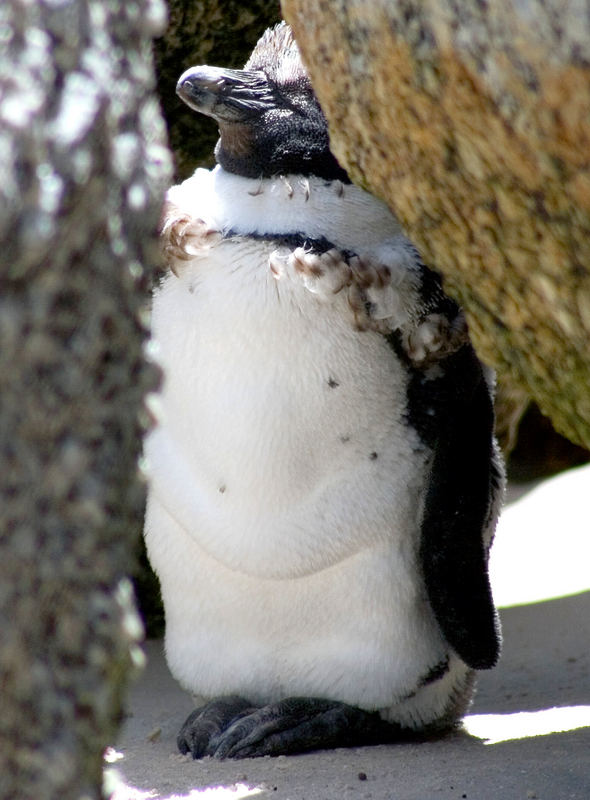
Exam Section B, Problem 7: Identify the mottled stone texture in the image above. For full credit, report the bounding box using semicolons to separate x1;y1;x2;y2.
283;0;590;448
155;0;281;179
0;1;171;798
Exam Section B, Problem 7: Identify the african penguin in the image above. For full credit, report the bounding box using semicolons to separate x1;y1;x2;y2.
144;21;504;759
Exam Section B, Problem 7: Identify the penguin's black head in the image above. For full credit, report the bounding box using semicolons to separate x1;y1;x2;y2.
176;22;350;183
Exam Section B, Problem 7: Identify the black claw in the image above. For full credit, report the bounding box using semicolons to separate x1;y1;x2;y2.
178;737;190;756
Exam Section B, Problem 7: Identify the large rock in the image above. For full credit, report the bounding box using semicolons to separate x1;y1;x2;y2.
0;1;170;797
283;0;590;449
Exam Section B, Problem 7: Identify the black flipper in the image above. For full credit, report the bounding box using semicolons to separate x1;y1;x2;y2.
418;344;500;670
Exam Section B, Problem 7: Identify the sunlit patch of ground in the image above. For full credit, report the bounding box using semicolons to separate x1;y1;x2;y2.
490;464;590;608
464;705;590;745
105;768;264;800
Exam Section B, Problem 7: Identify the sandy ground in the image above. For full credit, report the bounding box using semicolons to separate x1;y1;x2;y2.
106;464;590;800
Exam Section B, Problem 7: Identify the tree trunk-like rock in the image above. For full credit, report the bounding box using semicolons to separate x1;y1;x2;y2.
155;0;281;179
283;0;590;449
0;1;170;797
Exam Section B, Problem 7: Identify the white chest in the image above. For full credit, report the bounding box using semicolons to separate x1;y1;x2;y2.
148;234;426;579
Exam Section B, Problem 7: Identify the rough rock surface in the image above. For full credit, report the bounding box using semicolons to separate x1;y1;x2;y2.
283;0;590;448
155;0;281;179
0;1;171;797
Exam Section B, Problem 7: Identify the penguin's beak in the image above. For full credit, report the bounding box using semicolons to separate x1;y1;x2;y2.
177;66;275;123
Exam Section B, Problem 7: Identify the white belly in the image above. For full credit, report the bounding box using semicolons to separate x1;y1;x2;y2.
147;237;428;576
146;499;447;712
144;194;452;718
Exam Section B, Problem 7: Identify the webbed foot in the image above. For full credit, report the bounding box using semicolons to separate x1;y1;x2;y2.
269;245;353;297
177;695;254;758
402;312;469;366
178;696;400;759
160;202;222;275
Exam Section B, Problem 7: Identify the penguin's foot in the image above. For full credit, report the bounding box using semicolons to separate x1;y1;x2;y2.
177;695;254;759
177;696;403;759
270;246;353;296
269;245;408;333
160;202;222;274
402;312;469;366
346;256;401;333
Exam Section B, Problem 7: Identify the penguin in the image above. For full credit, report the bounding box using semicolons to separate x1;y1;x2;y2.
144;22;504;760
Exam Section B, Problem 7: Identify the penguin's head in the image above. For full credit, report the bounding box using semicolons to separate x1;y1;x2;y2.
176;22;349;182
